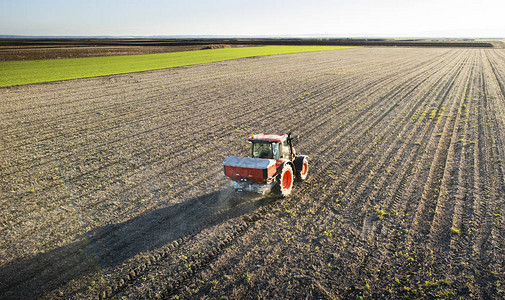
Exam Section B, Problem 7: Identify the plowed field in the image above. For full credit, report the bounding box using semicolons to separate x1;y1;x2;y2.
1;47;505;299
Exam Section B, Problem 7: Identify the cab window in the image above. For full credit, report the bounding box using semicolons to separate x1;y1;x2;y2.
251;142;273;159
281;140;290;158
272;143;279;160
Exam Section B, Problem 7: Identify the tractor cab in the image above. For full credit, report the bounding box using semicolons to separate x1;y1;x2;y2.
248;133;294;161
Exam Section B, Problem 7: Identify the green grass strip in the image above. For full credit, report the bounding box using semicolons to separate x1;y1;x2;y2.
0;46;355;87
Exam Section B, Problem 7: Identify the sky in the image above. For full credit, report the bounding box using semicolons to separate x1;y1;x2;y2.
1;0;504;38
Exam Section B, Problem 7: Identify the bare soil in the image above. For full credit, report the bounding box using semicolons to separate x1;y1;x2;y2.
1;47;505;299
0;44;239;61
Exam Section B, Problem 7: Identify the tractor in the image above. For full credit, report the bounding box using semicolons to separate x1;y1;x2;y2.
223;133;308;197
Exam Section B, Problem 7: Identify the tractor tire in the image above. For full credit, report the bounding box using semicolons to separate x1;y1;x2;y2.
273;164;294;197
295;156;309;181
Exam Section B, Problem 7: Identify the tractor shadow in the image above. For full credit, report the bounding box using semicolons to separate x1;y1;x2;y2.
0;188;273;299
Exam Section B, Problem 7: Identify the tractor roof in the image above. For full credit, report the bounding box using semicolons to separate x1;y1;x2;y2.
247;133;288;143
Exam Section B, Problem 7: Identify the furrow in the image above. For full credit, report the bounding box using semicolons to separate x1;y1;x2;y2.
426;51;476;257
406;50;472;248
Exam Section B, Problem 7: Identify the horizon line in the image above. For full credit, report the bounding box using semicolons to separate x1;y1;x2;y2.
1;34;504;39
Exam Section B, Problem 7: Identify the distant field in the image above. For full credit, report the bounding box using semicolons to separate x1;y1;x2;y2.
0;46;354;87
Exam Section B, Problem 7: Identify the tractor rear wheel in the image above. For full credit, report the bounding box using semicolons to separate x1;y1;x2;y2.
295;156;309;181
274;164;294;197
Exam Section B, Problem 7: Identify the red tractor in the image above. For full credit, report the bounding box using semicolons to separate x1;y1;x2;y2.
223;133;309;197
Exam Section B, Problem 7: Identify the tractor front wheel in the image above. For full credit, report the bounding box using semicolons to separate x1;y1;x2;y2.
274;164;294;197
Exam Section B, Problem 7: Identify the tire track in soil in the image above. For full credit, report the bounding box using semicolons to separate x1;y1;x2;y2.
447;51;505;297
405;48;471;246
444;50;498;297
486;50;505;220
443;57;479;285
416;52;477;295
446;77;482;295
425;51;476;249
289;49;499;299
468;50;505;297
